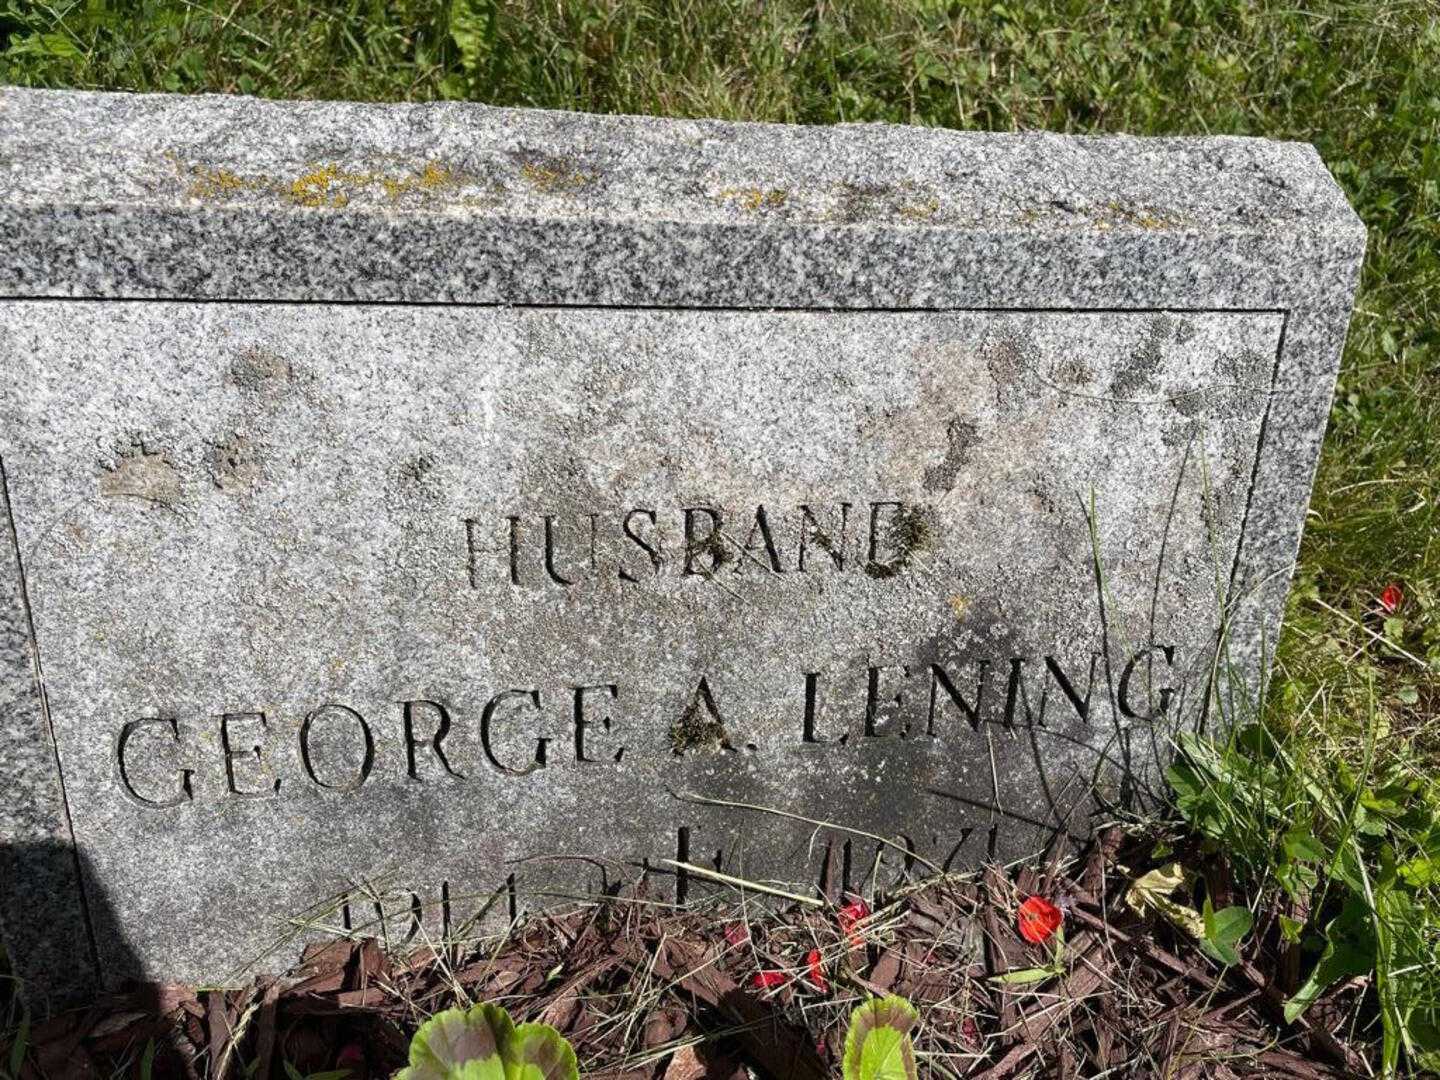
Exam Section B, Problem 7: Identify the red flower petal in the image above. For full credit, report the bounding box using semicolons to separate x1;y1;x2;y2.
1380;583;1404;613
838;898;871;945
1017;896;1063;944
805;948;829;992
724;922;751;948
752;970;787;989
838;898;870;927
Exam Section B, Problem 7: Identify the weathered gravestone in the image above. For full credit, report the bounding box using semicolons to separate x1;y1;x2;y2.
0;88;1363;1005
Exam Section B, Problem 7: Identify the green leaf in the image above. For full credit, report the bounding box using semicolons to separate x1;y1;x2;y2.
1165;760;1206;812
1398;824;1440;886
1283;830;1327;864
843;996;919;1080
448;0;499;87
1198;899;1252;967
856;1029;911;1080
397;1005;577;1080
9;32;82;60
1275;858;1319;901
1278;915;1305;945
1328;842;1367;893
1398;854;1437;886
992;966;1055;985
1354;805;1390;837
504;1023;578;1080
398;1004;510;1080
1283;899;1375;1024
8;1008;28;1077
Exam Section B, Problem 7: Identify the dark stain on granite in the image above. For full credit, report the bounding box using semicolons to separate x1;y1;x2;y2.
99;440;182;508
206;434;261;493
230;345;291;391
923;419;980;494
865;503;934;579
1109;314;1170;399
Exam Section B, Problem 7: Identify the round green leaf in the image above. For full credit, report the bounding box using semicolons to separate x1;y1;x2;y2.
504;1022;579;1080
843;996;919;1080
399;1004;511;1080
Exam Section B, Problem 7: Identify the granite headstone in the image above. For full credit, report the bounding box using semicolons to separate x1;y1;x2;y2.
0;88;1364;1005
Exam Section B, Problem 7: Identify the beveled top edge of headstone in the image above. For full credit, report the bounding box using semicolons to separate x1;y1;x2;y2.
0;87;1363;236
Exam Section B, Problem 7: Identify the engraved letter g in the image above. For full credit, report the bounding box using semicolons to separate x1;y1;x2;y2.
116;718;194;808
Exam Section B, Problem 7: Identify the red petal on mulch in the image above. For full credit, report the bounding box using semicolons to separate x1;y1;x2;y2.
1018;895;1064;943
838;897;870;945
804;949;829;992
752;970;788;989
1380;583;1404;612
724;922;750;948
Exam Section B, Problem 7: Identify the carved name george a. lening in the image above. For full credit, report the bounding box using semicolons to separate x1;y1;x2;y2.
113;644;1177;808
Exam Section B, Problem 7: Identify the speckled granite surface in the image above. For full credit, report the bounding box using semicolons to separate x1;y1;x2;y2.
0;89;1363;1002
1;88;1362;308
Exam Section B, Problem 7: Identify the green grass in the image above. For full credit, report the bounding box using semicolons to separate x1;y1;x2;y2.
1171;704;1440;1072
2;0;1438;1073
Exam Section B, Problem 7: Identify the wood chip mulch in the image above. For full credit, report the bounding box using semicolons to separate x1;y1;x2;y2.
5;829;1373;1078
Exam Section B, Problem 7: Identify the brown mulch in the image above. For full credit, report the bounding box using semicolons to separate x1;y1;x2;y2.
5;829;1373;1079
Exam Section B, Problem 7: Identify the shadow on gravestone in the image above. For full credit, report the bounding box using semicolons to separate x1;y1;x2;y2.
0;840;140;1015
918;644;1204;866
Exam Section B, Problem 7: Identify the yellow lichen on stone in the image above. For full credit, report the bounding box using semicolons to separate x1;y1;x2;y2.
179;160;267;201
172;152;473;209
717;187;788;212
188;167;246;199
1101;199;1184;230
898;197;941;222
289;165;347;208
419;161;453;190
520;161;592;193
287;160;472;207
380;161;461;200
